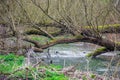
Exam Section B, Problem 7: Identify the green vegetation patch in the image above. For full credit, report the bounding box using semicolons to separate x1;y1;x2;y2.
44;70;68;80
30;35;51;44
86;47;107;57
84;24;120;31
0;53;24;74
0;53;68;80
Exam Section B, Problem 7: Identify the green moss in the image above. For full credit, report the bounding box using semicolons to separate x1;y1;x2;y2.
76;35;83;39
0;21;7;24
86;53;93;57
98;24;120;30
25;29;40;34
84;24;120;30
30;35;50;43
55;35;74;39
49;39;57;43
115;42;120;46
86;47;106;57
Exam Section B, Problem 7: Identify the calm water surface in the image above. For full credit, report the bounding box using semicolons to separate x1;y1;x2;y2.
31;42;120;77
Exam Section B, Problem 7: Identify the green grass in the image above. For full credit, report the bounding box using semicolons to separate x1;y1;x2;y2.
49;64;63;70
31;35;51;44
44;70;68;80
0;53;24;73
0;53;68;80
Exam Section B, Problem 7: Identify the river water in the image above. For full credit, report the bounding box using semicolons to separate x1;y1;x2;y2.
21;33;120;79
30;42;120;78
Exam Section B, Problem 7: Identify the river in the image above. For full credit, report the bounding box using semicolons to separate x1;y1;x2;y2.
28;42;120;78
5;33;120;77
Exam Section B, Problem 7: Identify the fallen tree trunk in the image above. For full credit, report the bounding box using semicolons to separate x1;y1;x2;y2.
23;35;120;57
33;23;120;33
82;24;120;33
1;22;120;57
40;36;119;51
25;28;63;37
86;47;108;58
23;38;42;48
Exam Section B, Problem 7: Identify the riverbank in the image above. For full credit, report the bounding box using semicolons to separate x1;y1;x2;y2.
0;53;120;80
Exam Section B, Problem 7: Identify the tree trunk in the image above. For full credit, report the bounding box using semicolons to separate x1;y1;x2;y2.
23;35;120;57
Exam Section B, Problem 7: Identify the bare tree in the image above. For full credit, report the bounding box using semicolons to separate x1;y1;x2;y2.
0;0;120;57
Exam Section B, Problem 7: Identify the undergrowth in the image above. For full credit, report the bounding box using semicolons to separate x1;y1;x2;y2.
0;53;68;80
0;53;24;73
